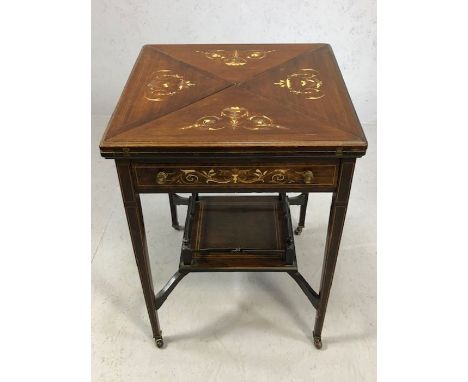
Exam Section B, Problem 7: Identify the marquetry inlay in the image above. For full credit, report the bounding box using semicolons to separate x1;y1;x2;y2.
155;168;314;185
144;70;195;102
274;68;324;100
180;106;287;131
196;49;276;66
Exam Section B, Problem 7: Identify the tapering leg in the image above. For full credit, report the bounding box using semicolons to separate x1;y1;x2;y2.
294;193;309;235
313;159;355;349
116;160;164;348
168;193;183;230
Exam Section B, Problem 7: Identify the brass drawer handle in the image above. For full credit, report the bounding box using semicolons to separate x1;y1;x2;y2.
156;171;168;185
303;170;314;184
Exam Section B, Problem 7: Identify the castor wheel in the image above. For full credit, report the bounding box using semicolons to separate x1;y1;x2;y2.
313;335;322;350
294;226;303;235
155;338;164;348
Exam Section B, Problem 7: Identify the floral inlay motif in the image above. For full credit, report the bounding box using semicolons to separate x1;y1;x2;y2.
144;70;195;101
196;49;276;66
180;106;287;132
274;68;324;100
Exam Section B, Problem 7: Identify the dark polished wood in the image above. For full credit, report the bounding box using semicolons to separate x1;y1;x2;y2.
188;195;292;263
289;193;310;235
288;271;320;309
101;44;367;350
154;270;187;310
313;158;356;349
115;161;163;347
168;193;182;230
167;193;191;230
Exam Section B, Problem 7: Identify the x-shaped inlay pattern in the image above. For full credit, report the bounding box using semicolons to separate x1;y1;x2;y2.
102;44;365;149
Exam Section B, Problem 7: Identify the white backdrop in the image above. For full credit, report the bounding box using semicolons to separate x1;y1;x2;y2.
92;0;376;124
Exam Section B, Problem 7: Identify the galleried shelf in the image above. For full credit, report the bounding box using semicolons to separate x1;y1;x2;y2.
181;195;297;271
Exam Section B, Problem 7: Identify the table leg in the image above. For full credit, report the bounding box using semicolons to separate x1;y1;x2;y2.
116;161;164;348
168;193;183;230
313;159;355;349
294;193;309;235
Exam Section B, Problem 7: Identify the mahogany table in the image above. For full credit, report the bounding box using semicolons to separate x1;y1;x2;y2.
100;44;367;349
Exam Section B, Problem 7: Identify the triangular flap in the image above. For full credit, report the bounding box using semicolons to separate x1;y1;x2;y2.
109;87;359;148
152;44;326;83
240;45;364;138
106;46;231;139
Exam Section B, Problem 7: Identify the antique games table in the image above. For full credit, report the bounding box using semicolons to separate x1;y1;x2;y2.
99;44;367;349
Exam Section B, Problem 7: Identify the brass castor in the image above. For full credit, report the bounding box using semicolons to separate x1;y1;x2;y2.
294;226;303;235
313;335;322;350
155;338;164;348
172;224;184;231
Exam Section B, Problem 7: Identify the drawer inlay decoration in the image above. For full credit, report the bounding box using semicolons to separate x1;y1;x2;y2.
274;68;324;100
144;70;196;102
180;106;287;131
196;49;276;66
155;168;314;185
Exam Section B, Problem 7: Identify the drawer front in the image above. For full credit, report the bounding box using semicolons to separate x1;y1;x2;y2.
133;163;338;191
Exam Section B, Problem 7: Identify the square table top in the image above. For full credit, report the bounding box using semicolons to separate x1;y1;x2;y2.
100;44;367;157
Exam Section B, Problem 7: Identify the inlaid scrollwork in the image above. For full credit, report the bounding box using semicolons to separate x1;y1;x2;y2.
196;49;276;66
155;168;315;185
180;106;287;132
144;70;195;102
274;68;324;100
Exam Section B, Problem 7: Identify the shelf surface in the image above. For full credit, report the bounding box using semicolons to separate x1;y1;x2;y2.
181;195;297;271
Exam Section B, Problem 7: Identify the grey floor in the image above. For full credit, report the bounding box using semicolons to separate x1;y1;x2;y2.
92;115;376;382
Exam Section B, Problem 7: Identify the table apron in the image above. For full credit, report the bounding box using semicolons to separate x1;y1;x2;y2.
131;161;339;193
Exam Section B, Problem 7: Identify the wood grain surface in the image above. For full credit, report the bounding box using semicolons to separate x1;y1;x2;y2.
100;44;367;157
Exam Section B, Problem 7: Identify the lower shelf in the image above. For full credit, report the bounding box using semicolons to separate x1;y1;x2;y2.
154;194;319;317
180;195;297;271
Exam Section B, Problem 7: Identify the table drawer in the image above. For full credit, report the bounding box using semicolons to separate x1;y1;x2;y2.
132;163;338;191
